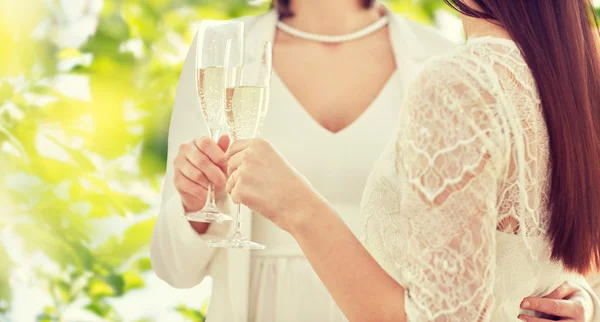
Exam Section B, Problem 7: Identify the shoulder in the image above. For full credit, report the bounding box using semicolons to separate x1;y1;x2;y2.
401;41;511;159
229;11;274;36
392;14;459;58
415;43;497;93
403;47;508;151
404;44;503;126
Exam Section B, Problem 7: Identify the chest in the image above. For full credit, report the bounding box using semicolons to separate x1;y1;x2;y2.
272;31;396;134
260;74;402;205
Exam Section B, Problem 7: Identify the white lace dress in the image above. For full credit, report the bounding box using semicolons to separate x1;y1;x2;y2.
361;36;595;321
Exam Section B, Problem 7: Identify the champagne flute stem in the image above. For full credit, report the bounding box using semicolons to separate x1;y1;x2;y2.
233;203;242;236
209;128;221;142
204;183;217;208
202;129;221;212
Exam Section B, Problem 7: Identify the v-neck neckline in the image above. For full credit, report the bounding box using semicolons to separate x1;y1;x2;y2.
272;69;400;136
263;7;407;136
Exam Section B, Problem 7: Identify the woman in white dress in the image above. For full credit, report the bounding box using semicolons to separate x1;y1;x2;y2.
218;0;600;321
150;0;599;321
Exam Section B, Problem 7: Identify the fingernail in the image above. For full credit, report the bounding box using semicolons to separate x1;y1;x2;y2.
518;315;527;321
521;300;530;309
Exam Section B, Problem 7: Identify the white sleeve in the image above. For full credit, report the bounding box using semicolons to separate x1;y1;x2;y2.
396;59;507;321
150;33;232;289
576;276;600;322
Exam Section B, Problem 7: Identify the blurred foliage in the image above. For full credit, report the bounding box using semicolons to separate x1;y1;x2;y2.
0;1;270;320
175;300;209;322
0;0;598;321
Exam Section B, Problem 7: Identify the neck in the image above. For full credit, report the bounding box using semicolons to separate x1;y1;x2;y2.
461;14;512;40
281;0;382;35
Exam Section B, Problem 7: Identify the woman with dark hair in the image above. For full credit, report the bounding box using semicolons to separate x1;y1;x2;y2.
220;0;600;321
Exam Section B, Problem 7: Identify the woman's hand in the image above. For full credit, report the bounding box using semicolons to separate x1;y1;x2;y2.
519;281;593;322
225;138;325;232
173;136;229;212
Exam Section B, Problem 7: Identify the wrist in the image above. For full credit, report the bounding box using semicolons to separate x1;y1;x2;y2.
285;194;335;237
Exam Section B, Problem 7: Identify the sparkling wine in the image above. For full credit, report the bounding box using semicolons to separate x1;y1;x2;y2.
225;86;267;140
197;66;238;130
258;86;270;131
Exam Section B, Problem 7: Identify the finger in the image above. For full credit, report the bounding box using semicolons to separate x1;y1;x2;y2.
544;282;578;300
226;170;238;195
180;190;206;207
186;146;227;188
174;169;208;197
227;169;247;204
230;182;241;204
218;135;230;153
517;314;569;322
178;159;209;188
227;150;246;176
174;153;208;186
522;298;579;318
195;137;228;170
225;139;252;160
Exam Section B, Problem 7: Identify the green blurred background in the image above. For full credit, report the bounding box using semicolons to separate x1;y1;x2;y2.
0;1;598;321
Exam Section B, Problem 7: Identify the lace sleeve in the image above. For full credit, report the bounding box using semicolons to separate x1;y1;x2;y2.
396;58;509;321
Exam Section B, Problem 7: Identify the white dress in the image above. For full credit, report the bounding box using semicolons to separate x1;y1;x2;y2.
247;67;403;321
360;36;600;321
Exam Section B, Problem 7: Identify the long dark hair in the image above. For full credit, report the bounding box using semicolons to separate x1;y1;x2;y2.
445;0;600;274
273;0;375;18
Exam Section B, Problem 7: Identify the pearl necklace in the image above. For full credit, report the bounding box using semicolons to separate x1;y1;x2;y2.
276;16;390;44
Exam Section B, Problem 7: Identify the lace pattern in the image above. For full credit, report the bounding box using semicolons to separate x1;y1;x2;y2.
361;38;555;321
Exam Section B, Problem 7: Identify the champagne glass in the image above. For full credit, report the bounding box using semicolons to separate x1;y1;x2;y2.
207;42;273;249
256;42;272;134
185;20;244;223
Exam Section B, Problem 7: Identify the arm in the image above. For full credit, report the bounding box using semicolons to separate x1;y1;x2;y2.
150;33;231;289
226;59;506;321
291;199;407;322
298;61;503;321
387;60;505;321
226;143;406;322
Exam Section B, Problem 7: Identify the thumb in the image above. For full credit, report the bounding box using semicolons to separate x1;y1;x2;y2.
218;135;231;152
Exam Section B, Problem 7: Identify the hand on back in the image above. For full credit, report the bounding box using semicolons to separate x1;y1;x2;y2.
519;281;592;322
